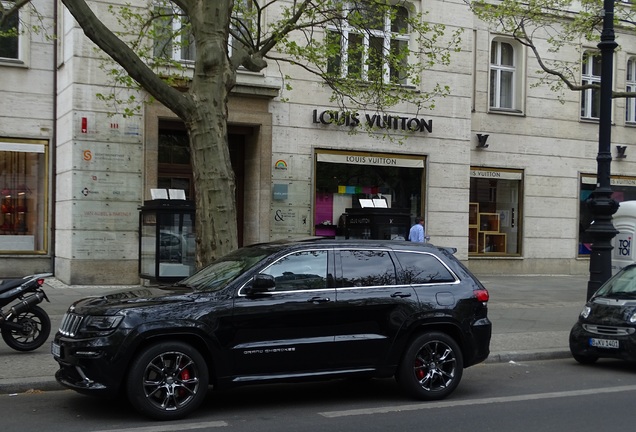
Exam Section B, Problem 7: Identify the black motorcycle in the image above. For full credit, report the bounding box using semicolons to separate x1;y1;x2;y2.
0;273;52;351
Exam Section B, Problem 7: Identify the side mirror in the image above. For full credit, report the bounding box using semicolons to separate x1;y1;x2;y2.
247;274;276;295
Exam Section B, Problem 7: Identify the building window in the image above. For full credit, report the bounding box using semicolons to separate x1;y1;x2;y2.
627;57;636;124
469;168;522;256
157;121;193;199
0;3;20;61
0;140;48;253
326;3;410;85
153;4;195;62
314;150;425;240
489;38;524;112
581;52;601;119
229;0;253;58
579;174;636;256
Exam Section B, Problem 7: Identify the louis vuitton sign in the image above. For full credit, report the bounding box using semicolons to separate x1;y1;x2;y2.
312;109;432;133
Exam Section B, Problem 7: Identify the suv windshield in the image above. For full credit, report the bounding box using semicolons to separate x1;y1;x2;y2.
177;247;273;292
595;265;636;298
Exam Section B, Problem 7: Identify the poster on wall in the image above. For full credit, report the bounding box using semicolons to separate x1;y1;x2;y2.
73;142;143;173
72;172;142;202
270;206;311;236
72;231;138;260
73;112;142;143
70;201;138;231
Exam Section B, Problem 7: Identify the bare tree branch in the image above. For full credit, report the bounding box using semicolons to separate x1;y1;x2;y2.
0;0;31;27
61;0;194;119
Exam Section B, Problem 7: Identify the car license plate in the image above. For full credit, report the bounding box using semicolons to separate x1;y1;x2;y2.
589;338;619;349
51;342;61;357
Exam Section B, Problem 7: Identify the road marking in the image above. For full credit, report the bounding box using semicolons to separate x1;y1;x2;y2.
319;385;636;418
92;421;228;432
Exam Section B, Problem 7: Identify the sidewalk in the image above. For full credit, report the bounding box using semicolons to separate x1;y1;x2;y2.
0;274;591;394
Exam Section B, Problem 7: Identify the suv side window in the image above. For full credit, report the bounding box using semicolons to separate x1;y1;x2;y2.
261;250;328;291
395;251;456;284
339;250;397;287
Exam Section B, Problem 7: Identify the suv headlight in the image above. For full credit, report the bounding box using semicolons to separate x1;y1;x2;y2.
82;315;123;335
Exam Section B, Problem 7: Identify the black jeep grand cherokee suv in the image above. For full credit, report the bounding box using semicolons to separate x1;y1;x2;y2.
52;239;491;420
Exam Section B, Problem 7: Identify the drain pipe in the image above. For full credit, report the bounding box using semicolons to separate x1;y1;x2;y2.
51;0;59;275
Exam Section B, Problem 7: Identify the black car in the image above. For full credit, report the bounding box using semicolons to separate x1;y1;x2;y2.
570;263;636;364
52;238;491;420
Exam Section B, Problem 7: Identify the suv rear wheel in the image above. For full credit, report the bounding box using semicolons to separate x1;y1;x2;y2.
126;341;209;420
397;332;463;400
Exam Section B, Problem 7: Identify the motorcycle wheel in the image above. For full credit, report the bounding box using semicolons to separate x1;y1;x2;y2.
1;305;51;351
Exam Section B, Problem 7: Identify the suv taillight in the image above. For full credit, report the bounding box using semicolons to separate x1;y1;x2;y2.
474;289;489;302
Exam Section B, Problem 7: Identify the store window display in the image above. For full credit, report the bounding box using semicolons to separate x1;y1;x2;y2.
0;141;47;252
469;168;522;256
579;175;636;256
314;150;425;241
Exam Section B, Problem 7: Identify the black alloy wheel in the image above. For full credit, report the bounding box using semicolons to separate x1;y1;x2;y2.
1;305;51;351
397;332;463;400
126;341;209;420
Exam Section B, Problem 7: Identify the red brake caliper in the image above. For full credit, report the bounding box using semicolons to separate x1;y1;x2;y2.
415;359;425;380
178;365;190;396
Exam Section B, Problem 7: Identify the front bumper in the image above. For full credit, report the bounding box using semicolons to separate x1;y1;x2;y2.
52;335;130;397
569;322;636;362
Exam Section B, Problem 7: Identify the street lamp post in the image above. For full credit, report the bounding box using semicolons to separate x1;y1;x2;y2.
586;0;619;300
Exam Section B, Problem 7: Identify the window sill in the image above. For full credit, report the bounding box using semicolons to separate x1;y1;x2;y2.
487;108;524;116
0;58;27;68
580;118;616;126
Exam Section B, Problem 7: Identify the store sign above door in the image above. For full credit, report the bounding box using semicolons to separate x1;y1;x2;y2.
312;109;432;133
317;153;424;168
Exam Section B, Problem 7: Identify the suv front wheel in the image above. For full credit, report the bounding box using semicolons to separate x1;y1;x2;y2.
397;332;463;401
126;341;209;420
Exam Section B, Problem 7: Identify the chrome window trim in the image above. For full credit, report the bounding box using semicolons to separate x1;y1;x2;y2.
335;283;414;292
237;286;335;297
391;249;460;285
237;246;461;296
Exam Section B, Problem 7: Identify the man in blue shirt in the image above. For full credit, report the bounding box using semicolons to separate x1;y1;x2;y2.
408;216;426;242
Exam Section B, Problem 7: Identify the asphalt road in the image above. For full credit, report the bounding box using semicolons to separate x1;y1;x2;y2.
1;358;635;432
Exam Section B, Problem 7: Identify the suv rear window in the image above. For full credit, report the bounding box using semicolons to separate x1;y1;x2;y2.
339;250;397;287
395;251;456;284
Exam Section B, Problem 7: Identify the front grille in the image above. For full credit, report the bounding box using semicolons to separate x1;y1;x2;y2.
583;324;635;336
59;312;83;337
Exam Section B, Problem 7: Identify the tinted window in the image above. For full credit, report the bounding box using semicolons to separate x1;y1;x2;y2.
596;265;636;297
262;250;328;291
339;250;397;287
180;247;272;292
395;252;456;284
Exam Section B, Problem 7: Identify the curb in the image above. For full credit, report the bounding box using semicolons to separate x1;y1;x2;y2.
484;349;572;364
1;378;64;395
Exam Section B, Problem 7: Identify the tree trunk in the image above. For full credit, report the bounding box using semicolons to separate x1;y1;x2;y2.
187;0;239;268
188;86;238;268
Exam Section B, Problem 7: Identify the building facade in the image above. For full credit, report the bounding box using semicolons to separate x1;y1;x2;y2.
1;0;636;284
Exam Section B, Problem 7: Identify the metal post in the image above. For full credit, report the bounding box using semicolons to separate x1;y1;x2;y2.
586;0;619;300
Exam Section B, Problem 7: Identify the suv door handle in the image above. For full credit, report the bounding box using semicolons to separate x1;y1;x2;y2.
390;292;412;298
307;296;330;303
